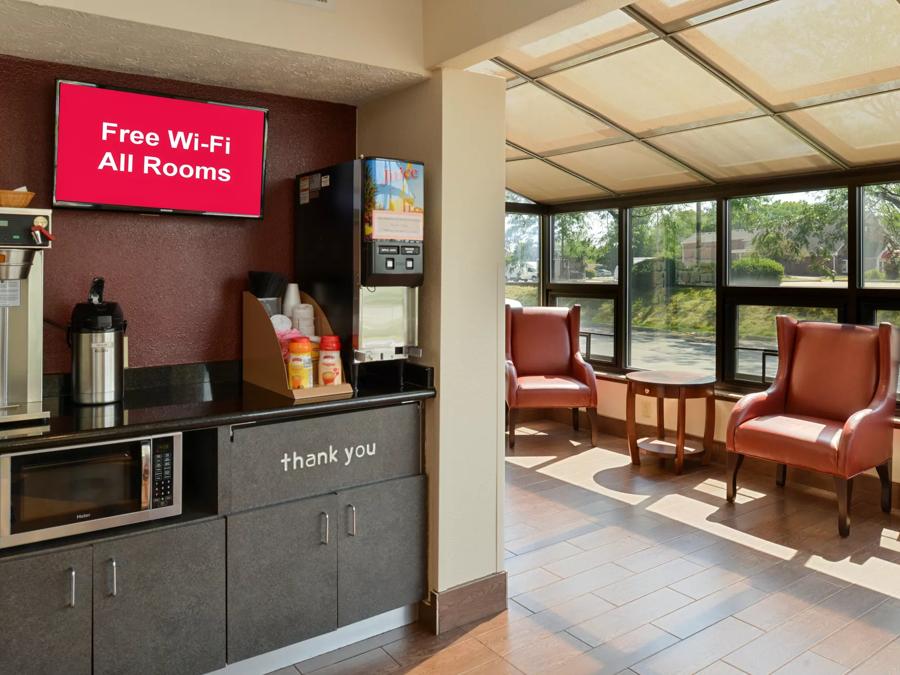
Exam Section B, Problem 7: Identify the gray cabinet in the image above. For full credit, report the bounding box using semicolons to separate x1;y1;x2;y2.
227;494;338;663
226;404;421;512
92;520;226;675
0;546;92;675
337;474;426;626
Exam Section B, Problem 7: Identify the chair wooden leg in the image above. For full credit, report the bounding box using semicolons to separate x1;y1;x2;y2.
572;408;580;432
586;407;600;447
726;453;743;503
835;476;853;537
876;461;893;514
508;407;517;451
776;463;787;487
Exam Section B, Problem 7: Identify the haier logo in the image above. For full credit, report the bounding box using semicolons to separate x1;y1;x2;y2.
75;513;92;520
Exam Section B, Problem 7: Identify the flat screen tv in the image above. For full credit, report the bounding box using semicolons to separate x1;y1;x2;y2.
54;80;268;218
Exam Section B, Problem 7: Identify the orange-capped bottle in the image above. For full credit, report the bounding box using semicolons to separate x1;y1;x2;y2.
288;337;313;389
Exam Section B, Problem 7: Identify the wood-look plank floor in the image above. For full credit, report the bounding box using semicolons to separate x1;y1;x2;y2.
270;420;900;675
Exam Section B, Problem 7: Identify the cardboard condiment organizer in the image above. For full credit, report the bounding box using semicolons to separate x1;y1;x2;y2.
242;291;353;403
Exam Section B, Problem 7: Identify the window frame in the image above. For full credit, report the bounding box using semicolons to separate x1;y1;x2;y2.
509;162;900;396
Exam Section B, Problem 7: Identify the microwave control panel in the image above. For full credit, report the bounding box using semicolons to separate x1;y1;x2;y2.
151;436;175;509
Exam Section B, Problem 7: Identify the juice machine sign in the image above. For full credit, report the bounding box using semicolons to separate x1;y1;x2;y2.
364;158;424;241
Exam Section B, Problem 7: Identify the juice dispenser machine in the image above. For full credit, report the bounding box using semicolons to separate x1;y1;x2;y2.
295;157;423;384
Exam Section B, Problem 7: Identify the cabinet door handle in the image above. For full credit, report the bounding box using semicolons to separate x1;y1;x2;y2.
347;504;357;536
68;567;76;608
109;559;118;597
320;512;330;545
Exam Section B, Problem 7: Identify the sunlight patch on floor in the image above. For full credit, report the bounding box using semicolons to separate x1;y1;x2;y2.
806;554;900;599
647;493;797;560
535;447;650;506
506;455;558;469
881;528;900;554
693;478;767;504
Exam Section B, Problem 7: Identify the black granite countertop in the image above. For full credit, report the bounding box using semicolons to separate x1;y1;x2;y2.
0;363;435;453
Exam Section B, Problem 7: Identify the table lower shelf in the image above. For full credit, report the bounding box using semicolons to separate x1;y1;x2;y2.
637;437;707;457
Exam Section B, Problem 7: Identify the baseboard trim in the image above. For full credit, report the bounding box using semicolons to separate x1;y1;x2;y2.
420;571;507;635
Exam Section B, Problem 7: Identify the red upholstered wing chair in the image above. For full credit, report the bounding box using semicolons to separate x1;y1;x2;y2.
726;315;898;536
505;305;598;449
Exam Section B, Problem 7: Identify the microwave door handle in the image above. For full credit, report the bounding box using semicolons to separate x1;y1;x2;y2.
141;440;152;511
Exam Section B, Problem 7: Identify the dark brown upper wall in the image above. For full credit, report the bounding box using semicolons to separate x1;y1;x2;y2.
0;54;356;373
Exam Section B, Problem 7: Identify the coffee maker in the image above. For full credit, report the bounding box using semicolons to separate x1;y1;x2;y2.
295;157;423;385
0;207;53;429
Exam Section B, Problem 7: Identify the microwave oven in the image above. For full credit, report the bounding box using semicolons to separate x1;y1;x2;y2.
0;432;182;548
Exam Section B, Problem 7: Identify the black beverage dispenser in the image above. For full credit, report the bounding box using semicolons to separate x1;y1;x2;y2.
295;157;424;386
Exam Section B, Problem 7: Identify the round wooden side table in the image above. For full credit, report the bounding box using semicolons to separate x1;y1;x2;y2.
625;370;716;474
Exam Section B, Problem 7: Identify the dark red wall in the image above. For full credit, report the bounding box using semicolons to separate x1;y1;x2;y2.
0;54;356;373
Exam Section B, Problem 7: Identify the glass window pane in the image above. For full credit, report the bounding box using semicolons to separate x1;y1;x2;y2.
648;117;835;180
506;84;625;154
862;183;900;287
551;210;618;283
554;297;615;362
506;158;609;203
679;0;900;109
553;142;703;193
629;201;717;374
505;213;540;307
736;306;838;382
786;91;900;167
498;9;648;73
728;189;848;287
542;40;759;135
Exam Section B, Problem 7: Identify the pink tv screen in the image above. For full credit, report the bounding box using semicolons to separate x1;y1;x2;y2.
54;81;268;218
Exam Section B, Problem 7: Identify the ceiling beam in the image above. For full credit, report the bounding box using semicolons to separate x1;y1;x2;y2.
621;4;852;170
493;56;719;184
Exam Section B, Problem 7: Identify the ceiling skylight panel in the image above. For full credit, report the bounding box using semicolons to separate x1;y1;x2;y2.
678;0;900;109
648;117;835;179
506;83;625;154
552;142;703;192
506;159;609;203
498;10;649;74
786;91;900;166
542;40;759;135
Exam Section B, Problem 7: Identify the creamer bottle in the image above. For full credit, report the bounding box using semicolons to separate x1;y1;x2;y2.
318;335;343;385
288;337;314;389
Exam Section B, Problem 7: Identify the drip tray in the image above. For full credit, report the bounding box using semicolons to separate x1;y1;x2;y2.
0;402;50;435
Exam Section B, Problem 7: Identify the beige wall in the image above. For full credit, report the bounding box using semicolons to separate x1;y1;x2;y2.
596;378;900;476
358;69;507;592
29;0;426;75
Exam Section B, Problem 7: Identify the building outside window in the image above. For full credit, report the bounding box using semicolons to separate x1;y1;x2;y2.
728;188;848;287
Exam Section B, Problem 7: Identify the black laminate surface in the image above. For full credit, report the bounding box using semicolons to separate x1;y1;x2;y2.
0;379;435;454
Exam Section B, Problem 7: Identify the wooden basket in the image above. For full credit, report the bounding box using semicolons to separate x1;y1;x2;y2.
242;291;353;403
0;190;34;208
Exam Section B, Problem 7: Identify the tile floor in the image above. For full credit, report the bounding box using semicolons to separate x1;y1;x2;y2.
270;420;900;674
